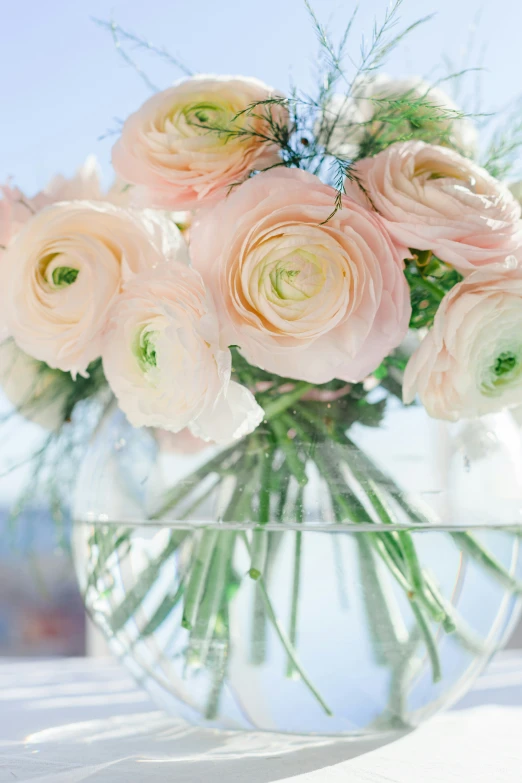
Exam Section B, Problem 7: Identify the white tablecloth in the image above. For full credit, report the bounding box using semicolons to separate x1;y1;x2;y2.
1;652;522;782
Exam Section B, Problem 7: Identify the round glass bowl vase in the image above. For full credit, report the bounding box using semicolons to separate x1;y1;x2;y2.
73;391;522;737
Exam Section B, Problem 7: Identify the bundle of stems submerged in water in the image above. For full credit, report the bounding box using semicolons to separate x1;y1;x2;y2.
85;358;522;720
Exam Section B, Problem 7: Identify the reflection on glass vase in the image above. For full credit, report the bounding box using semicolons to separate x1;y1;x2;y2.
73;388;522;736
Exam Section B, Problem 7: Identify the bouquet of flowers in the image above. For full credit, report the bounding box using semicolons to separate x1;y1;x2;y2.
2;0;522;724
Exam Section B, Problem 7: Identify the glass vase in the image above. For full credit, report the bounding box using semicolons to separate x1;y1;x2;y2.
73;386;522;736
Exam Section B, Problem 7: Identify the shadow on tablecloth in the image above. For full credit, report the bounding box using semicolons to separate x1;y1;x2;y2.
0;652;521;782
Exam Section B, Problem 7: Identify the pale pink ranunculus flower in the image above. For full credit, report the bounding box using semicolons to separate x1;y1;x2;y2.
344;141;522;272
0;157;132;343
190;168;411;384
112;75;288;210
4;201;188;377
403;256;522;421
102;266;264;444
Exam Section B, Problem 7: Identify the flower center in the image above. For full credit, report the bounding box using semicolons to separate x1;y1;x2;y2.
493;351;518;377
51;266;79;288
266;250;326;304
134;329;159;373
39;253;80;289
270;267;300;297
414;161;477;190
480;348;522;396
181;102;232;133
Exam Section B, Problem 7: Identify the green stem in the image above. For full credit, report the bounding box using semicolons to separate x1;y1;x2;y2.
356;534;405;668
342;464;448;628
250;531;281;665
286;487;304;678
250;466;292;664
368;533;417;594
423;574;485;655
249;530;268;580
186;458;258;660
451;532;522;594
243;534;332;716
261;382;314;420
189;533;236;666
363;477;428;599
108;532;184;635
340;433;522;596
124;480;223;643
275;463;292;522
270;418;308;486
361;478;449;626
182;529;219;631
316;432;499;665
286;531;303;678
151;442;244;520
249;445;275;580
204;653;229;719
409;601;442;683
313;444;443;684
87;529;130;592
406;270;446;302
139;581;185;640
258;446;275;525
386;627;423;728
204;599;231;720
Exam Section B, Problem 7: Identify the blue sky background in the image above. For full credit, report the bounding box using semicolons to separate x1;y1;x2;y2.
1;0;521;194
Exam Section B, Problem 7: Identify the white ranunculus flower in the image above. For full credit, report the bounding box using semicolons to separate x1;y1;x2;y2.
102;266;264;444
0;339;69;430
4;201;188;377
403;256;522;420
317;74;477;159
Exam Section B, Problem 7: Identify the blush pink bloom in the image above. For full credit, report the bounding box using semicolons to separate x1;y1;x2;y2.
4;201;188;376
102;266;264;444
403;256;522;420
345;141;522;272
190;168;411;384
0;157;131;342
112;75;288;210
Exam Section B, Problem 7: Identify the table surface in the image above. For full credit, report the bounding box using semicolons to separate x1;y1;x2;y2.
1;651;522;782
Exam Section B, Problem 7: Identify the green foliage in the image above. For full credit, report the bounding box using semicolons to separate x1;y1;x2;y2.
355;94;462;159
298;0;444;181
405;252;463;330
